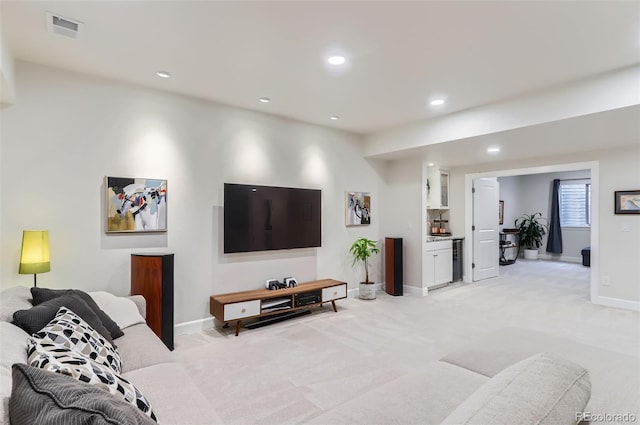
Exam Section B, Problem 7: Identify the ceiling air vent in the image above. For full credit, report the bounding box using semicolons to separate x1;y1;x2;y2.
46;12;84;39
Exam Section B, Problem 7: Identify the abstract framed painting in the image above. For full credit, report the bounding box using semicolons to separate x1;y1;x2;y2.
106;176;167;233
346;191;371;226
614;190;640;214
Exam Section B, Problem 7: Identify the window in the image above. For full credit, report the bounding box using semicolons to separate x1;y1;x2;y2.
560;179;591;227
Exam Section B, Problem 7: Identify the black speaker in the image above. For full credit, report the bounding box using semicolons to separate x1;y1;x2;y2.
385;238;403;296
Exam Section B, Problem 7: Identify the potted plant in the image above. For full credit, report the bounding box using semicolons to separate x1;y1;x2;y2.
349;237;380;300
514;212;548;260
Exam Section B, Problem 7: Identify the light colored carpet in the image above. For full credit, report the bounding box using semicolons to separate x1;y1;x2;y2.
174;260;640;424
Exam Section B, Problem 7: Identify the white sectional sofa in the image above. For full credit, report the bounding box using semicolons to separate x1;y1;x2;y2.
0;285;221;425
308;347;592;425
4;283;628;425
305;325;640;425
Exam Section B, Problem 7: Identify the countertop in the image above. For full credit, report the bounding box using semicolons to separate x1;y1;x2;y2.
426;235;464;242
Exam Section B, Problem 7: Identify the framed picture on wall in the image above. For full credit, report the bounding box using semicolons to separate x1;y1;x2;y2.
614;190;640;214
106;176;167;232
499;200;504;225
346;191;371;226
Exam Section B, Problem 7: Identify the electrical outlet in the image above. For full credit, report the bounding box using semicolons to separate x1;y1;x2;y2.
601;276;610;286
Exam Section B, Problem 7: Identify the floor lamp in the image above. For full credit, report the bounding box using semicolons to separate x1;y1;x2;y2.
18;230;50;287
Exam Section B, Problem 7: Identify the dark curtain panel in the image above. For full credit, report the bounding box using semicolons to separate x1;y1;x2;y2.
546;179;563;253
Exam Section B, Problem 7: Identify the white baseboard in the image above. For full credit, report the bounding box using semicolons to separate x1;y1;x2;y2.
347;287;360;298
594;296;640;312
351;282;384;298
172;288;639;336
537;253;582;264
174;317;215;336
560;255;582;264
352;283;428;297
402;285;429;297
177;282;435;335
178;285;365;335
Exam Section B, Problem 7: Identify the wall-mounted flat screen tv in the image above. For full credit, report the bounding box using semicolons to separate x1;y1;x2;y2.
224;183;321;253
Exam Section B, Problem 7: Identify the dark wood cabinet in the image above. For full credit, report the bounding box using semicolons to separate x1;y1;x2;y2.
131;253;174;350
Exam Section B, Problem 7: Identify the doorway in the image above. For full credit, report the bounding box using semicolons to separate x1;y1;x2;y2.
464;161;599;304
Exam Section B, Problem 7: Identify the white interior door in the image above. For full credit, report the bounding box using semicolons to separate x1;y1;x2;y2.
473;178;500;281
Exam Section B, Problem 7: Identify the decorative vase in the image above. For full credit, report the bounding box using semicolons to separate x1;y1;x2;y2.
359;282;376;300
523;249;539;260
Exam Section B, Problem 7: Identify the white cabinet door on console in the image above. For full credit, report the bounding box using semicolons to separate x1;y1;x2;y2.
423;241;453;288
434;248;453;285
423;252;436;287
322;284;347;302
224;300;260;321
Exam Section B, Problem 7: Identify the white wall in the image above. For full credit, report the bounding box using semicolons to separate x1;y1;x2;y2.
0;62;387;325
448;145;640;304
597;147;640;303
379;159;422;288
497;176;519;230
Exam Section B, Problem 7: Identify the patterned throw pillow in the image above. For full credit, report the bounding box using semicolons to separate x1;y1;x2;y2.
27;338;157;422
33;306;122;374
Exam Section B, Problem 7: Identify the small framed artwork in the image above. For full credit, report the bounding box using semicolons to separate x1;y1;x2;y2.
106;176;167;232
346;191;371;226
614;190;640;214
499;200;504;225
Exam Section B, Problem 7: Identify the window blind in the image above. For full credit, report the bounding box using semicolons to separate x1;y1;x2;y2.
559;180;591;227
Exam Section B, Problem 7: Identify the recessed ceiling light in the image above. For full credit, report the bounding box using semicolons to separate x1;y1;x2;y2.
330;116;340;121
427;162;435;167
258;97;271;103
156;71;171;78
487;147;501;154
430;98;445;106
328;56;346;66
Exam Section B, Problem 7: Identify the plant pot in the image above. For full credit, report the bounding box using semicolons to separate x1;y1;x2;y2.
523;249;539;260
359;282;376;300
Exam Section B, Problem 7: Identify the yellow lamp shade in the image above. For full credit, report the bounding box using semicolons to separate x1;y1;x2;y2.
19;230;50;275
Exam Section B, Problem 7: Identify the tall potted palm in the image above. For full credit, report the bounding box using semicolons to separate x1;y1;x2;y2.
514;212;548;260
349;237;380;300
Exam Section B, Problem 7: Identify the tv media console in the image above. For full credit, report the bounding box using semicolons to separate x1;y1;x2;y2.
210;279;347;336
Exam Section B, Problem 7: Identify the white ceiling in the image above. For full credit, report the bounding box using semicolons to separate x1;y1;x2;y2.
2;1;639;137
